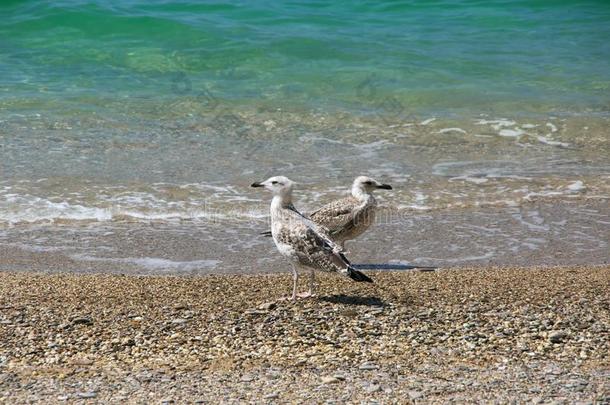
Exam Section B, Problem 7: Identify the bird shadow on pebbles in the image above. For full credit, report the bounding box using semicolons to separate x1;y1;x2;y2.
352;263;437;271
319;294;385;307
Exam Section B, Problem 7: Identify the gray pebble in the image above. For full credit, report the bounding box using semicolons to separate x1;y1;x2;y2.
76;391;97;399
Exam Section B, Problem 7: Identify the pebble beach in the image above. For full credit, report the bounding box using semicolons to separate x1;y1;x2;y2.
1;266;608;403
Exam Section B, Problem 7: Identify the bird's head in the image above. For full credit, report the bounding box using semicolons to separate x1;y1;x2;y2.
251;176;295;198
352;176;392;195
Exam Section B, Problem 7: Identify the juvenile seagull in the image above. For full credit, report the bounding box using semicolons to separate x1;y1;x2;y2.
309;176;392;251
252;176;373;300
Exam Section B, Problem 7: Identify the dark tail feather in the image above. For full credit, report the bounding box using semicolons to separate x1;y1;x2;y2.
347;267;373;283
259;230;272;237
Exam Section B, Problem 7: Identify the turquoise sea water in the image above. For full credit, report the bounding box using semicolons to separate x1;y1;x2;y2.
1;1;609;270
2;0;610;116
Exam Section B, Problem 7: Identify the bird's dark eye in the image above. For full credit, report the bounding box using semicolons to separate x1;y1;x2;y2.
271;181;278;185
364;181;373;185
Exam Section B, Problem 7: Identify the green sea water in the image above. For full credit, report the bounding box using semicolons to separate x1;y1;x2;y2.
2;0;610;117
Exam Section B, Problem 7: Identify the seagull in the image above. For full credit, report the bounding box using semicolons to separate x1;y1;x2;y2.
252;176;373;300
259;176;392;250
309;176;392;251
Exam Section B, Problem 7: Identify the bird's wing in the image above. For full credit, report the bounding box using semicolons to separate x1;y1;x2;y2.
275;208;372;282
309;196;361;234
286;203;333;243
275;217;348;275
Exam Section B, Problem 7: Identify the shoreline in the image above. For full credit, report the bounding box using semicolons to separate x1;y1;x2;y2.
1;266;608;402
1;199;609;277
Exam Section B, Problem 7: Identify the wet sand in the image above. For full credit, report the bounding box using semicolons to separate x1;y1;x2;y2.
0;266;608;403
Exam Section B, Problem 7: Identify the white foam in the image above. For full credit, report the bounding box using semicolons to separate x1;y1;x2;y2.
546;122;558;132
71;254;220;271
450;176;489;184
498;128;524;137
438;127;467;134
536;135;569;148
414;192;428;205
396;204;433;211
0;195;267;225
475;119;516;131
523;191;566;201
419;118;436;125
567;180;586;192
5;242;68;253
298;135;347;145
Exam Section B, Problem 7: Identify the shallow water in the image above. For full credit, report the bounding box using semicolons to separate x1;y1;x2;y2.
0;200;607;275
1;1;609;272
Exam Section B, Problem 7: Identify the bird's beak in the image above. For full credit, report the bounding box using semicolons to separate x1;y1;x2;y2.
377;184;392;190
251;182;264;188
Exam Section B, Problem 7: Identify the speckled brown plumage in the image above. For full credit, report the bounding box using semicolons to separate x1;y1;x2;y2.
309;195;377;247
272;204;352;275
270;201;372;283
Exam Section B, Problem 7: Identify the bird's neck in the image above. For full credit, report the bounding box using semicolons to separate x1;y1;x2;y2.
270;194;292;214
352;187;372;203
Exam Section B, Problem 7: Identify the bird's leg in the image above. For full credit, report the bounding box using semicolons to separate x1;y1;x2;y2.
297;269;316;298
309;269;316;296
290;264;298;301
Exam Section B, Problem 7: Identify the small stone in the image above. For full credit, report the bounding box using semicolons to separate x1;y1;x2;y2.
76;391;97;399
244;309;269;315
122;338;136;346
171;318;188;325
341;309;358;317
71;358;93;366
240;374;255;382
72;317;93;326
549;330;568;343
369;306;384;314
264;393;279;399
365;384;381;394
321;376;341;384
408;390;423;400
258;302;276;311
359;363;379;371
136;372;153;382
